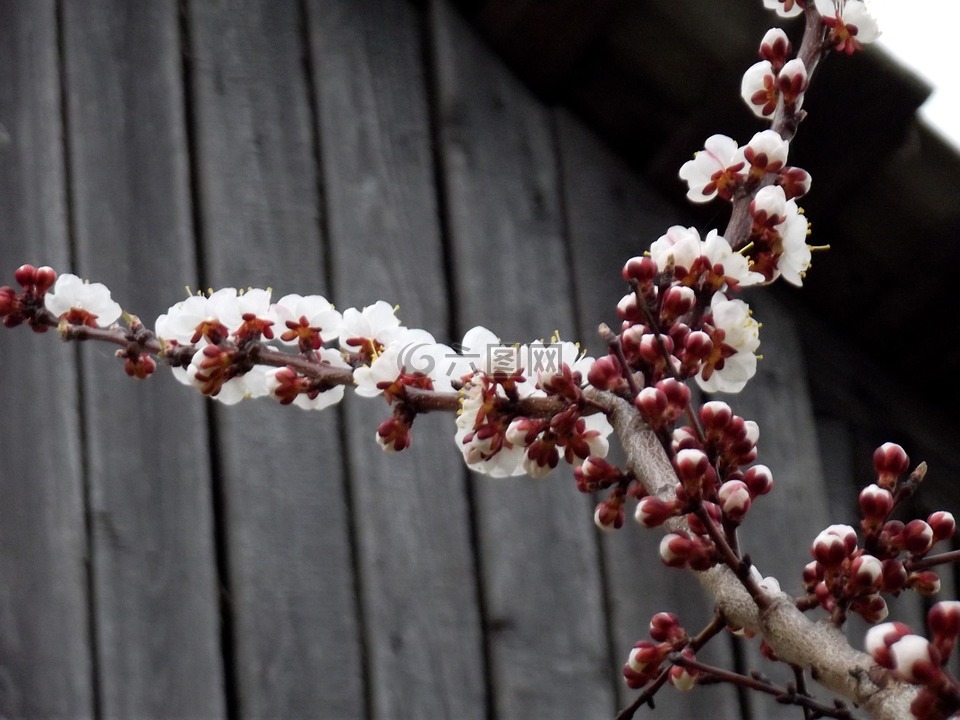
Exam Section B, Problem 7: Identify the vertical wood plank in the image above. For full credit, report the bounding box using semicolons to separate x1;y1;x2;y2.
185;0;364;715
306;1;487;717
0;2;93;716
556;111;742;717
60;1;227;716
431;4;615;717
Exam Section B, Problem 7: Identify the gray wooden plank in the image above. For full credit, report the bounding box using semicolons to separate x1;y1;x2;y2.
185;0;364;716
306;1;487;717
60;1;227;716
556;111;742;718
431;3;615;717
0;2;94;716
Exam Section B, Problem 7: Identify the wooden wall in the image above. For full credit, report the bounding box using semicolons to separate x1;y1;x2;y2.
0;1;953;718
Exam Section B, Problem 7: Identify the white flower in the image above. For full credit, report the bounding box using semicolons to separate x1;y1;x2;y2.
702;230;765;287
155;287;259;344
449;325;503;379
763;0;804;17
339;301;404;351
678;135;744;202
815;0;880;53
752;184;787;223
778;200;811;286
743;130;789;179
649;225;703;273
741;60;778;119
697;293;760;394
184;347;270;405
45;273;122;327
353;332;457;397
271;294;342;346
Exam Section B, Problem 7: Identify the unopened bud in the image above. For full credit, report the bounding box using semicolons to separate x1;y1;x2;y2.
743;464;773;497
907;571;941;597
622;256;657;285
928;511;956;544
759;28;791;71
718;480;751;523
859;484;894;527
874;442;909;489
902;520;935;556
587;354;622;391
649;612;683;643
812;524;858;567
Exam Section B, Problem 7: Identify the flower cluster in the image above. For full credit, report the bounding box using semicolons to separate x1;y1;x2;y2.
867;602;960;719
1;265;121;331
454;332;613;478
803;444;955;624
622;613;698;692
642;402;773;569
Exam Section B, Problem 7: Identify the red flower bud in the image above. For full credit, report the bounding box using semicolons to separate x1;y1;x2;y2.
928;511;956;544
743;464;773;497
587;354;622;391
873;442;909;490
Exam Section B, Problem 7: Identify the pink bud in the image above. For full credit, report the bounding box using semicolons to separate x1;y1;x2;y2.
34;266;57;294
660;533;692;567
907;571;941;597
674;448;710;497
850;554;883;592
777;166;812;200
660;286;695;322
700;401;732;431
928;511;956;544
627;640;665;675
718;480;751;523
671;426;699;453
802;561;822;591
635;496;678;529
859;484;893;526
594;500;624;532
649;612;683;643
928;601;960;640
851;593;889;624
903;520;935;556
617;293;643;323
14;264;36;288
759;27;791;71
874;442;909;489
812;525;857;567
622;256;657;285
881;559;907;594
777;58;808;104
587;354;622;391
683;330;713;362
743;464;773;497
889;635;942;684
668;663;697;691
635;387;668;426
865;622;914;669
657;378;691;424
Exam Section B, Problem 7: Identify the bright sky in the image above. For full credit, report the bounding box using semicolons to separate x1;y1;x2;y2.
870;0;959;146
